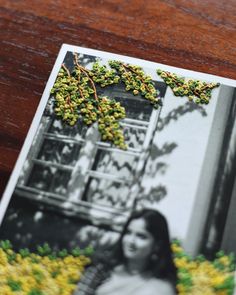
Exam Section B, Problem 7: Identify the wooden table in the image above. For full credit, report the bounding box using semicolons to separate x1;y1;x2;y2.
1;0;236;197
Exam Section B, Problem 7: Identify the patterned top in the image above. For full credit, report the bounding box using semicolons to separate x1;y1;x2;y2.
74;263;107;295
74;264;176;295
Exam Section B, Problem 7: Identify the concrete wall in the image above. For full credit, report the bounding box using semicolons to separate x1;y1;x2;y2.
142;84;234;255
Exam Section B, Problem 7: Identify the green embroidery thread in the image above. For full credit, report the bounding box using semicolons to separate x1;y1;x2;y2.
157;69;219;104
51;54;220;149
51;54;126;149
109;60;162;108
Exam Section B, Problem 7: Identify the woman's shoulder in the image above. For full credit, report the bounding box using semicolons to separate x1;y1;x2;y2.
146;278;176;295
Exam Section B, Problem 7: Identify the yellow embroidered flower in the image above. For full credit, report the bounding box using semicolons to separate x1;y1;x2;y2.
172;241;235;295
0;241;91;295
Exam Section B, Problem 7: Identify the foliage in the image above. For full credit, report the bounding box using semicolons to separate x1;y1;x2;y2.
109;60;162;108
97;97;126;148
88;61;120;87
51;54;126;149
50;53;220;149
172;240;235;295
157;69;220;104
89;60;162;108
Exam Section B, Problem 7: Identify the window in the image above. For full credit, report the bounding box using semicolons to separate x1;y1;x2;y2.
15;55;167;223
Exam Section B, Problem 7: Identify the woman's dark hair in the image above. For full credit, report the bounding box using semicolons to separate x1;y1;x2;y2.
111;209;177;287
89;209;177;294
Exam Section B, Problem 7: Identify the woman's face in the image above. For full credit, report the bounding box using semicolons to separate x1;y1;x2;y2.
122;218;155;261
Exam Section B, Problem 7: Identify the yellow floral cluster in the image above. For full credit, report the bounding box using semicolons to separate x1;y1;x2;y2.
171;241;235;295
0;241;91;295
2;239;234;295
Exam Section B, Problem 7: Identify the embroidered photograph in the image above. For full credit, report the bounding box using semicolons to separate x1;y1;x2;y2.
0;45;235;295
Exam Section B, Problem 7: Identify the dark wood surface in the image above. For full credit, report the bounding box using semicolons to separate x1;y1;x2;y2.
0;0;236;197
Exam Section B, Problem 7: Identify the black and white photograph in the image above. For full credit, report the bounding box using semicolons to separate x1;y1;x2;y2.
0;44;235;295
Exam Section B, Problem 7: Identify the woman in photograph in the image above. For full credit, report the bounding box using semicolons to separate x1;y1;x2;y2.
75;209;177;295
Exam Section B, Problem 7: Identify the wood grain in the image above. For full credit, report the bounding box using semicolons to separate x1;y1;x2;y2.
0;0;236;197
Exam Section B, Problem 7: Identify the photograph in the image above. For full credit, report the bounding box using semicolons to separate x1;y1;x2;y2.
0;44;235;295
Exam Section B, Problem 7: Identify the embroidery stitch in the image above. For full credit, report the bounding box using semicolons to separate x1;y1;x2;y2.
157;69;220;104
